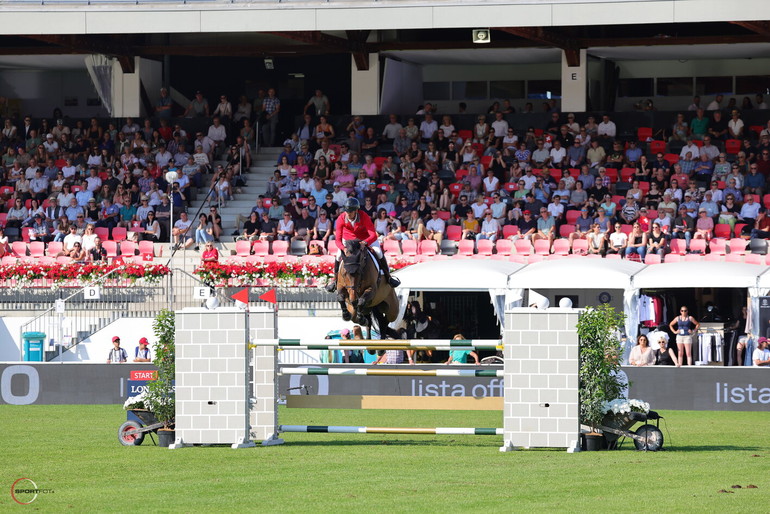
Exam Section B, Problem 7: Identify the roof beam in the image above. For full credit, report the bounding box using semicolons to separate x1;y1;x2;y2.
730;21;770;36
495;27;581;65
578;33;769;47
346;30;371;71
19;34;135;71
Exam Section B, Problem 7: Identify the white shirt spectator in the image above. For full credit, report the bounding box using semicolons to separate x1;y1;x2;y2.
425;217;445;234
471;202;487;218
480;218;500;236
491;119;509;138
382;122;403;140
155;150;173;168
597;120;617;138
419;119;438;139
85;176;102;192
62;164;78;178
63;232;82;250
752;346;770;366
680;143;700;159
549;146;567;166
207;124;226;144
547;202;564;219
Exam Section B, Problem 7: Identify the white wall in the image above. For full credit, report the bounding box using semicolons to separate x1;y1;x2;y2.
351;53;381;115
111;57;141;118
0;69;105;118
0;315;154;363
138;57;163;117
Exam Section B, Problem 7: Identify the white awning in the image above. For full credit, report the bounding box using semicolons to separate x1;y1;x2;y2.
393;260;524;291
633;261;762;289
507;258;644;290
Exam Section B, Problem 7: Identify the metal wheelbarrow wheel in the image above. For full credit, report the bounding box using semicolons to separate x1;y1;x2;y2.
118;421;145;446
633;424;663;451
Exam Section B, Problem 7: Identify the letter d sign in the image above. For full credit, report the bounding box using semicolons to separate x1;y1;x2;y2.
84;286;101;300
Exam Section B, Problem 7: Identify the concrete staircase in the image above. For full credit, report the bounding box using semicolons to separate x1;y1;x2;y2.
163;146;281;271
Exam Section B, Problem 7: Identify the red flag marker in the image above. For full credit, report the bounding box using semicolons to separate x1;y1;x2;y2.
259;288;277;304
231;288;249;304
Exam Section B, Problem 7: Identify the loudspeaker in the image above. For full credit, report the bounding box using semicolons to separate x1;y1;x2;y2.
472;29;491;44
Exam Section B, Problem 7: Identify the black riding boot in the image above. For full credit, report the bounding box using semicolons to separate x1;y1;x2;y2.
377;253;401;288
325;259;341;292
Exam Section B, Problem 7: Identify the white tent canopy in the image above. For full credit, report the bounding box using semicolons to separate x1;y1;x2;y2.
394;260;524;291
632;261;762;289
506;259;644;290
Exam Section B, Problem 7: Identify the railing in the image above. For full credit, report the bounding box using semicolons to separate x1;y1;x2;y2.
13;268;337;361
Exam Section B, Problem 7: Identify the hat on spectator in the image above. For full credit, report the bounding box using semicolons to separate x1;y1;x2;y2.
34;213;42;218
112;336;121;342
485;209;493;215
698;208;707;213
56;119;63;124
341;329;350;337
138;337;149;346
679;205;687;210
684;192;692;197
759;337;768;343
388;211;397;217
46;133;54;139
88;198;96;203
333;181;341;187
523;210;532;215
195;90;202;95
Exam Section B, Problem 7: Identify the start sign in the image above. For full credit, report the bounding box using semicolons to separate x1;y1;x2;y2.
130;370;158;381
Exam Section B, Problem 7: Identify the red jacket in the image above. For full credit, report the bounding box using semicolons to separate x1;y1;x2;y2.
334;212;378;251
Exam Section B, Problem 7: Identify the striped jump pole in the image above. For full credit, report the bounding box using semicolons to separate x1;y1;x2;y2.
278;425;503;436
249;339;503;352
279;367;503;378
274;339;501;349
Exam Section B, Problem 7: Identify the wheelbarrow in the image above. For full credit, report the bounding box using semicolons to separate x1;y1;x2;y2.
599;410;664;451
118;409;170;446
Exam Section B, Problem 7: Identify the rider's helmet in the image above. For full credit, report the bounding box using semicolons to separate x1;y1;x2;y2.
344;197;360;214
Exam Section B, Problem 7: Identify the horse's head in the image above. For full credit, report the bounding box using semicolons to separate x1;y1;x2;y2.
341;239;365;276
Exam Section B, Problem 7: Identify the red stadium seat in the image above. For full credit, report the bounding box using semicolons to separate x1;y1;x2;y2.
649;140;666;154
401;239;418;256
383;239;401;255
571;239;588;255
252;240;270;256
689;239;706;254
637;127;653;141
533;239;551;255
558;224;575;238
713;224;731;239
46;241;63;257
709;239;727;255
663;153;680;164
513;239;532;256
725;139;741;154
502;225;519;239
235;240;252;257
664;253;681;263
565;210;580;224
495;239;514;256
28;242;45;258
644;254;661;264
271;240;289;256
552;239;570;255
457;239;475;256
419;240;438;255
446;225;462;241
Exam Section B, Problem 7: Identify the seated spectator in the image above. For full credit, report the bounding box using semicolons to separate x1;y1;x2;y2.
739;194;761;233
172;211;194;250
421;209;445;244
647;222;668;255
60;241;86;262
586;223;605;255
692;208;714;242
619;197;639;224
193;213;214;250
461;211;479;240
88;237;108;262
140;211;161;242
629;334;656;367
293;208;315;243
237;212;261;242
276;212;295;241
445;334;480;365
533;208;555;245
477;210;500;243
606;222;627;255
625;222;647;260
200;241;219;266
749;209;770;240
744;164;765;198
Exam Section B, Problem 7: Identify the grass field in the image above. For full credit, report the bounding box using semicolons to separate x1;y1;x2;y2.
2;406;769;512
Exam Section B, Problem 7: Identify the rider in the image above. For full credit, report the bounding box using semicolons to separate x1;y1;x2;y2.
326;197;401;292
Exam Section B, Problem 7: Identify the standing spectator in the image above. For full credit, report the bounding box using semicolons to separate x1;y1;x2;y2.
212;95;232;125
155;87;172;119
669;305;699;367
304;89;330;117
597;114;616;144
728;110;744;139
133;337;152;363
262;88;281;147
107;336;127;364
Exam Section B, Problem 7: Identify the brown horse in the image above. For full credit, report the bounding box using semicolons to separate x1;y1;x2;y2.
335;240;400;338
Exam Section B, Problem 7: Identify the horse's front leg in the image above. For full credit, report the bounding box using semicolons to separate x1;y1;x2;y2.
337;290;352;321
357;287;375;311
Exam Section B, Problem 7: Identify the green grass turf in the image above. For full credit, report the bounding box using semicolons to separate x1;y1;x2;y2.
2;406;769;512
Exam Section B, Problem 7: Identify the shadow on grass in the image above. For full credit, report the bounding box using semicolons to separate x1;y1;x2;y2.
268;439;504;448
663;445;765;452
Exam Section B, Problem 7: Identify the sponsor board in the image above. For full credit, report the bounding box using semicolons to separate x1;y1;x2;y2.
0;363;767;410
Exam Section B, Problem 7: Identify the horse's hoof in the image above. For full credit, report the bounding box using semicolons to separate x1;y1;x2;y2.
342;312;352;321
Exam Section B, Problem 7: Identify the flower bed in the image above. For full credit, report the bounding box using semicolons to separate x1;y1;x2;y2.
0;262;171;290
194;259;414;288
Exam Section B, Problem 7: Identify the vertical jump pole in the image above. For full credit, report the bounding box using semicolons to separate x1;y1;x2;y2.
257;288;283;446
232;288;256;449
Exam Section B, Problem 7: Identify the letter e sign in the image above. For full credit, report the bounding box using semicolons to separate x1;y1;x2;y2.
571;73;578;81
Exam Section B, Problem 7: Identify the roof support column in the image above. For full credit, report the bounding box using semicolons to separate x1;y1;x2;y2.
561;49;587;113
350;53;380;115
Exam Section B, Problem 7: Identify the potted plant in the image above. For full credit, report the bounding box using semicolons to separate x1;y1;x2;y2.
145;309;176;447
576;304;626;451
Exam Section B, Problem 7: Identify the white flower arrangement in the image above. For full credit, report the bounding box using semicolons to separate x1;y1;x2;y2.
123;390;149;410
601;398;650;416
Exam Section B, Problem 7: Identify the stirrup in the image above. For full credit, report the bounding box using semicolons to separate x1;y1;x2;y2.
325;281;337;293
388;277;401;288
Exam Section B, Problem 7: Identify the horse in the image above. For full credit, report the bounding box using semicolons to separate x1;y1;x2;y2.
334;239;400;339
